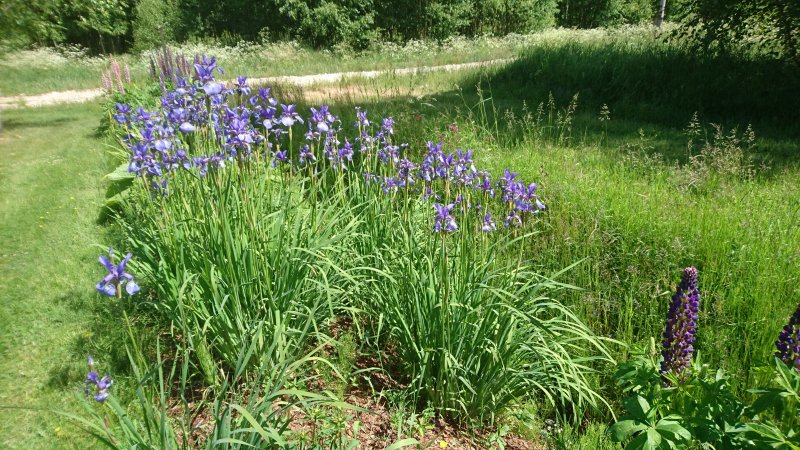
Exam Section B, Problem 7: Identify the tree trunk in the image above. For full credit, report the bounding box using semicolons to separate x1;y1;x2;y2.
655;0;667;27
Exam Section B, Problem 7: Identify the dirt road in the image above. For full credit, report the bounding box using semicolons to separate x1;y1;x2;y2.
0;59;511;110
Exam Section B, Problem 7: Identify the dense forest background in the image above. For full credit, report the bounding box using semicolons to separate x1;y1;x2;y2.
0;0;797;60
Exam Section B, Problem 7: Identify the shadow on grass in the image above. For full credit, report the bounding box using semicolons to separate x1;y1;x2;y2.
292;80;796;173
466;39;800;132
2;114;81;131
46;289;134;391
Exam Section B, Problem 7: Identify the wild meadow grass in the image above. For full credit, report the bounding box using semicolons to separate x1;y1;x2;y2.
475;26;800;131
98;41;798;444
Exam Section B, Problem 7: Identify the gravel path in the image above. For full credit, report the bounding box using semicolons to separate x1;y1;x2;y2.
0;59;511;110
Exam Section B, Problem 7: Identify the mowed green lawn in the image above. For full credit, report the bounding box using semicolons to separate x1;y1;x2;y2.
0;103;107;449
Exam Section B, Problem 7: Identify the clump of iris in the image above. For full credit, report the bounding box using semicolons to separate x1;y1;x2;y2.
775;302;800;371
660;266;700;384
111;54;547;236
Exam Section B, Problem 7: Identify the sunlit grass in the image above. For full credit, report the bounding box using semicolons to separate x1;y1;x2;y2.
0;103;109;449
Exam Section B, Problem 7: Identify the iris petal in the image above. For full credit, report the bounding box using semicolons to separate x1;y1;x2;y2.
126;280;140;296
98;255;115;272
96;282;116;297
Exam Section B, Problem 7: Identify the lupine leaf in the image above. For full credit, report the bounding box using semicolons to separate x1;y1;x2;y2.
610;419;648;441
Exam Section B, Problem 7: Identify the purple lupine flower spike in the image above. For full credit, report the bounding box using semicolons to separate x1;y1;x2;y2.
660;267;700;383
775;303;800;372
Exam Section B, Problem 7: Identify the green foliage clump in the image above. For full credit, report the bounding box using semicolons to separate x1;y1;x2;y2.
0;0;133;52
377;0;557;42
132;0;180;52
676;0;800;61
472;0;558;35
281;0;379;50
2;0;561;52
612;349;800;449
557;0;655;28
358;202;613;424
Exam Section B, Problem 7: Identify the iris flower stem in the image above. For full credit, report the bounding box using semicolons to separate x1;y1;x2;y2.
114;282;145;372
438;232;450;416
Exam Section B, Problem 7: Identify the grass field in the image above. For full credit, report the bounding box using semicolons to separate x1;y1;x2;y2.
0;27;798;448
0;103;111;448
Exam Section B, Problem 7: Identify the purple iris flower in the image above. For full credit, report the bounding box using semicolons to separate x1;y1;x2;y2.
179;122;195;133
397;159;416;186
433;203;457;232
280;104;304;127
193;55;219;83
338;141;354;166
96;247;139;297
154;139;172;152
114;103;132;123
382;117;395;135
85;355;112;402
299;145;316;165
499;169;517;190
251;87;277;107
272;149;289;167
504;210;522;228
477;173;495;197
355;107;370;127
311;106;335;133
482;213;496;232
382;176;400;194
261;106;278;129
203;82;224;96
234;76;250;95
132;107;152;123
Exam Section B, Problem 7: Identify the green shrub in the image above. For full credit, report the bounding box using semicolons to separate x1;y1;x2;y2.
472;0;558;35
132;0;179;51
557;0;654;28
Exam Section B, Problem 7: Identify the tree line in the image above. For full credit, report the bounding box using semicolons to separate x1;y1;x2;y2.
0;0;797;60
